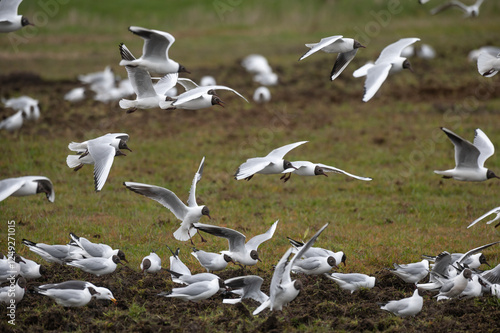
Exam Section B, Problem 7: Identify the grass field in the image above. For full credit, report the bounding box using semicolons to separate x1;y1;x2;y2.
1;0;500;331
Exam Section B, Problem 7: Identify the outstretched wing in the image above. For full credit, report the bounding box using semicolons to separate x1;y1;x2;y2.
188;157;205;208
0;177;25;202
298;35;343;61
473;128;495;168
123;182;188;220
467;206;500;228
330;49;358;81
193;223;246;252
317;163;372;181
246;220;279;251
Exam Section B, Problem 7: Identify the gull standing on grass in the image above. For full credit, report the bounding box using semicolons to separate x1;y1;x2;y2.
22;239;86;264
0;176;54;202
389;259;429;284
141;252;162;274
3;96;40;121
33;280;117;307
287;237;346;266
158;277;225;302
19;256;46;279
299;35;365;81
66;133;132;191
192;248;235;272
353;38;420;102
0;110;26;132
0;0;33;33
124;157;211;243
0;277;26;304
69;232;128;262
380;289;423;317
324;273;376;293
434;127;499;181
253;223;329;315
66;255;123;276
234;141;307;181
119;26;190;75
194;220;279;267
281;160;372;182
168;246;192;276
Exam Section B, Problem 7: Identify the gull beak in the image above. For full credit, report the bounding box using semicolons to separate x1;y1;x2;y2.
207;214;212;220
111;298;117;305
322;173;328;177
216;99;225;108
123;258;129;264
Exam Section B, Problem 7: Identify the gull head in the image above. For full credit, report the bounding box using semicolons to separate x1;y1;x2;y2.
402;59;414;73
211;96;225;108
250;250;261;262
119;140;132;152
293;280;303;291
177;64;190;74
487;169;500;180
314;166;328;177
21;17;34;27
201;206;211;219
353;40;366;49
117;250;129;263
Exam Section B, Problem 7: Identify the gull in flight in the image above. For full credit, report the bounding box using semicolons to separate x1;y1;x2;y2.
430;0;484;18
281;160;372;182
0;0;33;33
299;35;365;81
434;127;498;181
194;220;279;267
124;157;211;243
234;141;307;181
119;26;189;75
66;133;132;191
0;176;54;202
353;38;420;102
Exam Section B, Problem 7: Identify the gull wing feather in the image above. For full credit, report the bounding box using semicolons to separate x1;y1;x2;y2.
298;35;343;61
246;220;278;251
317;163;372;181
0;178;26;202
188;157;205;207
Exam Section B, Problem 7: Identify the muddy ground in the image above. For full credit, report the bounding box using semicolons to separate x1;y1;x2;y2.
1;59;500;332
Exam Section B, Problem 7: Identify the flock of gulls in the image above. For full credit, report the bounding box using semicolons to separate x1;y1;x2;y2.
1;0;500;323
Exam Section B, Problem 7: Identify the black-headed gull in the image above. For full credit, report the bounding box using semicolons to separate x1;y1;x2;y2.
253;86;271;103
19;256;46;279
67;133;131;191
281;160;372;182
0;110;25;132
477;49;500;77
166;269;220;286
435;268;472;300
33;280;116;307
234;141;307;181
168;246;191;277
0;0;32;33
430;0;484;17
66;255;123;276
192;248;234;272
468;46;500;62
0;176;54;202
124;157;210;243
160;78;248;110
291;256;337;275
299;35;365;81
194;220;278;266
118;43;169;112
380;289;423;317
434;127;499;181
353;38;420;102
141;252;162;274
3;96;40;121
158;278;224;302
324;273;376;293
119;26;189;75
223;275;269;304
0;254;25;282
0;277;26;304
468;206;500;228
287;237;346;266
69;232;128;262
22;239;86;264
253;223;329;315
389;259;429;284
